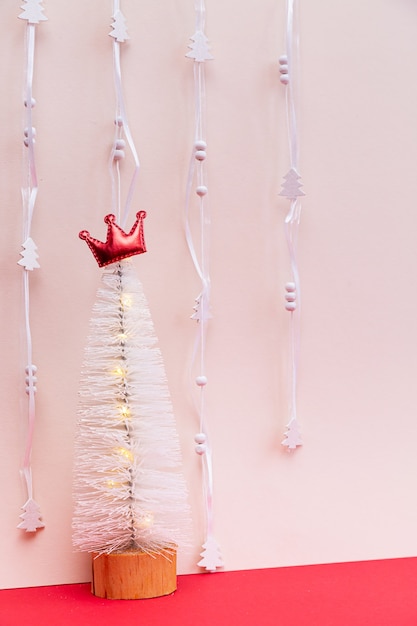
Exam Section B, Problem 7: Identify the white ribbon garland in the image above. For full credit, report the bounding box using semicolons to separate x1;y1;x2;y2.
109;0;140;229
280;0;304;450
17;4;46;533
185;0;223;572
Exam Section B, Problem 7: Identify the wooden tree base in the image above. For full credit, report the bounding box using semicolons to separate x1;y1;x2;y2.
91;549;177;600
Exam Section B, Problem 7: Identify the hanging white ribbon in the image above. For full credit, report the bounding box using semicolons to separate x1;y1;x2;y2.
185;0;222;572
17;6;46;532
109;0;140;229
280;0;303;450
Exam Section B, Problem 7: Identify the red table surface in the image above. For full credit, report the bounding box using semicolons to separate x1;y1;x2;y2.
1;557;417;626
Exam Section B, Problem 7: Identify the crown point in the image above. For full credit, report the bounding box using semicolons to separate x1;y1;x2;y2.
79;230;89;240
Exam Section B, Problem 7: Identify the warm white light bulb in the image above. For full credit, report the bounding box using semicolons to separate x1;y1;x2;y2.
114;446;134;463
136;511;154;529
120;293;132;309
106;479;123;489
112;366;126;378
118;404;131;419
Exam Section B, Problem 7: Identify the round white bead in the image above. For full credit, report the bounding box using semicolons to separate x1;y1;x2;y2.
280;75;289;85
196;185;208;196
195;150;207;161
285;302;297;311
285;292;296;302
194;432;206;444
196;375;208;386
24;127;36;138
195;140;207;151
195;443;206;455
279;54;288;65
115;117;124;127
114;149;125;160
25;365;37;374
285;282;296;292
24;98;36;108
115;139;126;150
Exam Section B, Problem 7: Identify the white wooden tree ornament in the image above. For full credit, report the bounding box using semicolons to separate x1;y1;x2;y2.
282;418;303;450
190;293;212;323
18;0;47;23
280;168;305;200
17;498;45;532
186;31;214;62
18;237;40;271
198;535;224;572
109;10;129;43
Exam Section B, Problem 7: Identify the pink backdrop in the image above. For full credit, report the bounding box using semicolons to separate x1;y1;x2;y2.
1;0;417;588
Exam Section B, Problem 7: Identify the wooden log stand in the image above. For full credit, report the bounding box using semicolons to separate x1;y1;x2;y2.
91;549;177;600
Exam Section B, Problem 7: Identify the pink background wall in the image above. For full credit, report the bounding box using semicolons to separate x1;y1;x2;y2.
2;0;417;589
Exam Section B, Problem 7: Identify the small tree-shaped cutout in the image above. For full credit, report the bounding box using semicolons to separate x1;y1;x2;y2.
109;10;129;43
279;168;305;200
18;0;47;23
198;535;223;572
282;419;303;450
18;237;40;271
186;31;214;62
18;499;45;532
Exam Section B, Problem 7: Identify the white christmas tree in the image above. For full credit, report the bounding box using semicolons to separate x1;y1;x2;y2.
18;237;40;271
109;9;129;43
186;31;214;62
18;0;47;23
73;260;189;555
279;168;305;200
17;498;45;532
198;535;224;572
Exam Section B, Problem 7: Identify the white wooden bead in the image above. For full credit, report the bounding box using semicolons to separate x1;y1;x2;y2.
195;443;206;455
196;375;208;386
24;127;36;137
25;365;37;374
115;117;123;127
285;302;297;311
114;149;125;160
279;65;289;74
194;433;206;444
195;150;207;161
285;292;296;302
115;139;126;150
196;185;208;196
195;140;207;150
24;98;36;108
279;54;288;65
285;282;296;292
280;75;289;85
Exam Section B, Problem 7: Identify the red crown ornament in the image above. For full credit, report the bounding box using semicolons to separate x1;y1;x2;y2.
79;211;147;267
